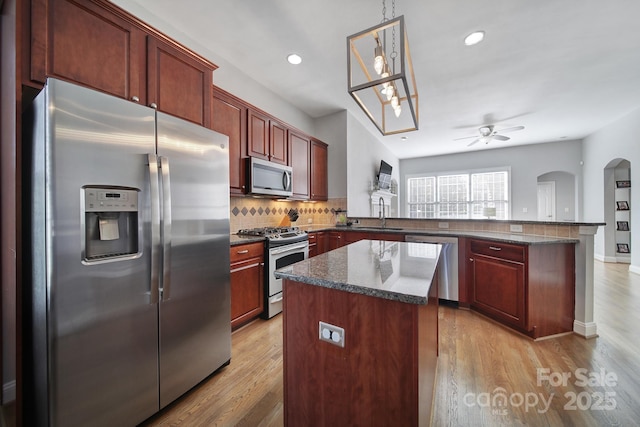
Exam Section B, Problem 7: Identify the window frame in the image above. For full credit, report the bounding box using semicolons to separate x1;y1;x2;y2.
405;167;512;219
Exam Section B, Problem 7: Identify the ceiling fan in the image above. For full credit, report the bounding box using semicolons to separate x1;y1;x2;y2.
455;125;525;146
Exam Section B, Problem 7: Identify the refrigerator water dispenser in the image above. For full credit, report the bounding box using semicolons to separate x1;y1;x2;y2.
83;186;140;261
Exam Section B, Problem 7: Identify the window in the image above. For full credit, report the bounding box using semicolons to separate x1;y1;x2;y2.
407;170;510;219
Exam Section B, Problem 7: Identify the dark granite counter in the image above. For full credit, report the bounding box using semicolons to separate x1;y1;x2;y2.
274;239;441;305
298;225;579;245
230;234;265;246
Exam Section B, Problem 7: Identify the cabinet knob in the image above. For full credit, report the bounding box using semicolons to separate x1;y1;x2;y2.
150;102;158;109
469;258;474;262
236;249;249;254
131;96;140;103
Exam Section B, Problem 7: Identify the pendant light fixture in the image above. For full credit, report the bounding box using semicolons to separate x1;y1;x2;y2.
347;0;418;135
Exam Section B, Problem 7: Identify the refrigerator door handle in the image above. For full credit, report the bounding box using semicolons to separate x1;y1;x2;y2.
160;156;172;300
148;154;161;305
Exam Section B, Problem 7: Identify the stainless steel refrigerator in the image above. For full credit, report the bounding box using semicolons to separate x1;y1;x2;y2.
23;78;231;426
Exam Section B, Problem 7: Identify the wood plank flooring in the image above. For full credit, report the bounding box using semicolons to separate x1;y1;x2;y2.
140;261;640;426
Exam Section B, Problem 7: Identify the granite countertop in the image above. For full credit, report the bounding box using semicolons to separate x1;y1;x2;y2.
230;234;265;246
299;225;579;245
274;240;441;305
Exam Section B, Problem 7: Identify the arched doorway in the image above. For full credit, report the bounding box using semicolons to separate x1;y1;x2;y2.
603;159;631;263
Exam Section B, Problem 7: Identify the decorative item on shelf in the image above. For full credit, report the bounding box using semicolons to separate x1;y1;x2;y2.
616;180;631;188
334;208;350;226
617;243;630;253
617;221;630;231
616;201;630;210
347;0;418;135
482;207;497;219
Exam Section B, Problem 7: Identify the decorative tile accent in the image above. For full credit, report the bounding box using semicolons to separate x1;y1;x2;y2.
265;207;271;215
241;207;248;216
258;207;264;215
278;208;283;214
232;206;240;216
250;207;257;216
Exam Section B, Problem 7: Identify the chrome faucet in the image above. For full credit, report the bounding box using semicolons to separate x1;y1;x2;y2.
379;197;386;229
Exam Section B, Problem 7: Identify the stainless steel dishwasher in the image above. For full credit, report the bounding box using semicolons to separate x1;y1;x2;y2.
405;235;459;302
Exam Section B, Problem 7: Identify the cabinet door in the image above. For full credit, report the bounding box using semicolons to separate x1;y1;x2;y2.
316;232;328;255
212;87;247;195
289;131;310;199
471;254;526;329
247;109;270;160
147;36;213;127
230;257;264;329
308;232;318;257
31;0;146;101
270;120;288;165
310;139;328;201
344;231;370;244
328;231;344;251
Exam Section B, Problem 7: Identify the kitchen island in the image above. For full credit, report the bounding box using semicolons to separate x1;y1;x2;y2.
275;240;441;426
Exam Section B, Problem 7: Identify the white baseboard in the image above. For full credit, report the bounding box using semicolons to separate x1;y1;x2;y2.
595;254;618;263
3;380;15;404
629;264;640;276
573;320;598;339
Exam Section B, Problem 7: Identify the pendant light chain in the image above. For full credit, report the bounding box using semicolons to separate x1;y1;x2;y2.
391;0;397;65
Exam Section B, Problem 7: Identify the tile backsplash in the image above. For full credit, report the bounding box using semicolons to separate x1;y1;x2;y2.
230;197;347;233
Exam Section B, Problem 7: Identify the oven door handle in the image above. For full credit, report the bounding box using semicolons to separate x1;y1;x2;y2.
270;243;308;255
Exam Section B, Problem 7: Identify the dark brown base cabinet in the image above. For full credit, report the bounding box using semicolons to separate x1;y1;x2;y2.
467;239;575;339
283;279;438;426
230;243;264;330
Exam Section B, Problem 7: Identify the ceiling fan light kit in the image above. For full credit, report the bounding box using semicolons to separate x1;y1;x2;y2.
455;124;525;146
346;1;418;136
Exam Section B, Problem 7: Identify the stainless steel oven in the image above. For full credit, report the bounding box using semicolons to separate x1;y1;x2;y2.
266;238;308;318
236;226;308;319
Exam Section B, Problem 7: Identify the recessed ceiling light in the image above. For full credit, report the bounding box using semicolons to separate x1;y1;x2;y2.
287;53;302;65
401;136;408;141
464;31;485;46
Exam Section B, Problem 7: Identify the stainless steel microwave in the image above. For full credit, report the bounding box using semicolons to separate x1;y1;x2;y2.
248;157;293;197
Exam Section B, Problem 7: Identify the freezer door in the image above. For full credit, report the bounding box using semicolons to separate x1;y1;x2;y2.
24;79;160;426
156;112;231;408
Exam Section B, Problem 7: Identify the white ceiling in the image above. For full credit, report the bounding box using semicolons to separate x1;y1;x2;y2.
113;0;640;159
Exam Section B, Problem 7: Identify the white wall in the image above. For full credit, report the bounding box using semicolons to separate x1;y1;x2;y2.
400;140;584;220
315;111;348;199
346;112;400;217
583;107;640;272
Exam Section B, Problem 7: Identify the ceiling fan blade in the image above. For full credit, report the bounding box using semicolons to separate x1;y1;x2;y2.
497;125;524;133
454;135;478;141
493;135;510;141
467;138;480;146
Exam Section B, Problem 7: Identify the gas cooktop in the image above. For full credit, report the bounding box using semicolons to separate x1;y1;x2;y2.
237;226;307;241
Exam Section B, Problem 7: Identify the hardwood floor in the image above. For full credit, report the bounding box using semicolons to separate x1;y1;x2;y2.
141;261;640;426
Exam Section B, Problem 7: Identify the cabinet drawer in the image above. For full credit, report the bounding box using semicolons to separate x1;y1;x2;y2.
470;240;525;263
230;242;265;263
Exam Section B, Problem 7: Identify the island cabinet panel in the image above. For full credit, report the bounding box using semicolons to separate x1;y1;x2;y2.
212;87;248;195
310;139;328;201
29;0;216;127
230;242;264;329
468;239;575;338
283;279;438;426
